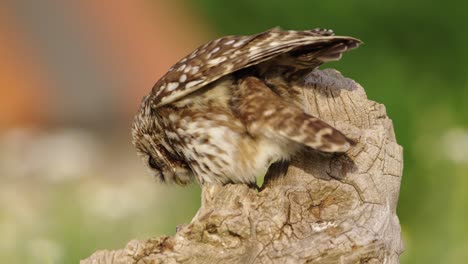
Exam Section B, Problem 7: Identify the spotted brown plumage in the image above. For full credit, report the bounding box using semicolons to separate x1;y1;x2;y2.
132;27;361;185
151;27;359;107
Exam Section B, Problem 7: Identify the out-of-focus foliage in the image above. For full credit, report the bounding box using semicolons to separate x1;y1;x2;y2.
186;1;468;263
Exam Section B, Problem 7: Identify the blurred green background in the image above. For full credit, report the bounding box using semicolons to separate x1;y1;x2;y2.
1;0;467;263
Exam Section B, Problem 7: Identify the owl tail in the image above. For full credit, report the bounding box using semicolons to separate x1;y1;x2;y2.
235;76;354;153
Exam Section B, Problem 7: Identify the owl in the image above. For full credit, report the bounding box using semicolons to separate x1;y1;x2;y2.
132;27;361;186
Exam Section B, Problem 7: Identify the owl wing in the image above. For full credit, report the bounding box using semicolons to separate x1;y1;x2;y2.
235;76;354;152
151;28;361;108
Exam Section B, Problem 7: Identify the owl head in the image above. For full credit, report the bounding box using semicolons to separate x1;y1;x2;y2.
131;96;193;185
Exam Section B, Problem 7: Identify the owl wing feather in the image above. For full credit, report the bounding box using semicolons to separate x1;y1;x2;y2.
151;28;361;108
236;76;354;152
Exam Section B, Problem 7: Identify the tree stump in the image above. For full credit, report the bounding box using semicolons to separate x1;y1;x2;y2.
82;69;404;264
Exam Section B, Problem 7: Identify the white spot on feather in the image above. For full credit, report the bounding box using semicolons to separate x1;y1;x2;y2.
263;109;275;117
190;66;200;74
269;41;280;46
155;85;165;96
177;64;186;72
225;39;235;45
186;79;203;89
210;46;220;54
166;82;179;91
233;40;247;47
179;74;187;82
208;56;227;66
189;49;198;59
168;113;179;122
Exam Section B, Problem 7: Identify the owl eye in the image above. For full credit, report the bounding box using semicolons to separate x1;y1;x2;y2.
148;156;161;170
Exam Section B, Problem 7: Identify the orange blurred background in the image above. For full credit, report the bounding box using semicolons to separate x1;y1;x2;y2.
0;0;209;128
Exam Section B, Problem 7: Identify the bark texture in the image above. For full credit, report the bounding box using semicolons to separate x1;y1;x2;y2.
82;69;404;264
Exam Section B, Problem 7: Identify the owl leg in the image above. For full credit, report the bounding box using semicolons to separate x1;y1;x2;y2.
235;76;354;153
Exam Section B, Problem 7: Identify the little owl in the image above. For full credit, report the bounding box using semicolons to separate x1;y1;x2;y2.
132;27;361;186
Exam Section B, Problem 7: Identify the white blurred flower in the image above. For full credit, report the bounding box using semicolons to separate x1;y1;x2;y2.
441;128;468;164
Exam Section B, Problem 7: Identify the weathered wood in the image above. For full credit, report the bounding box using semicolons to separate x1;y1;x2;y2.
82;69;403;264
